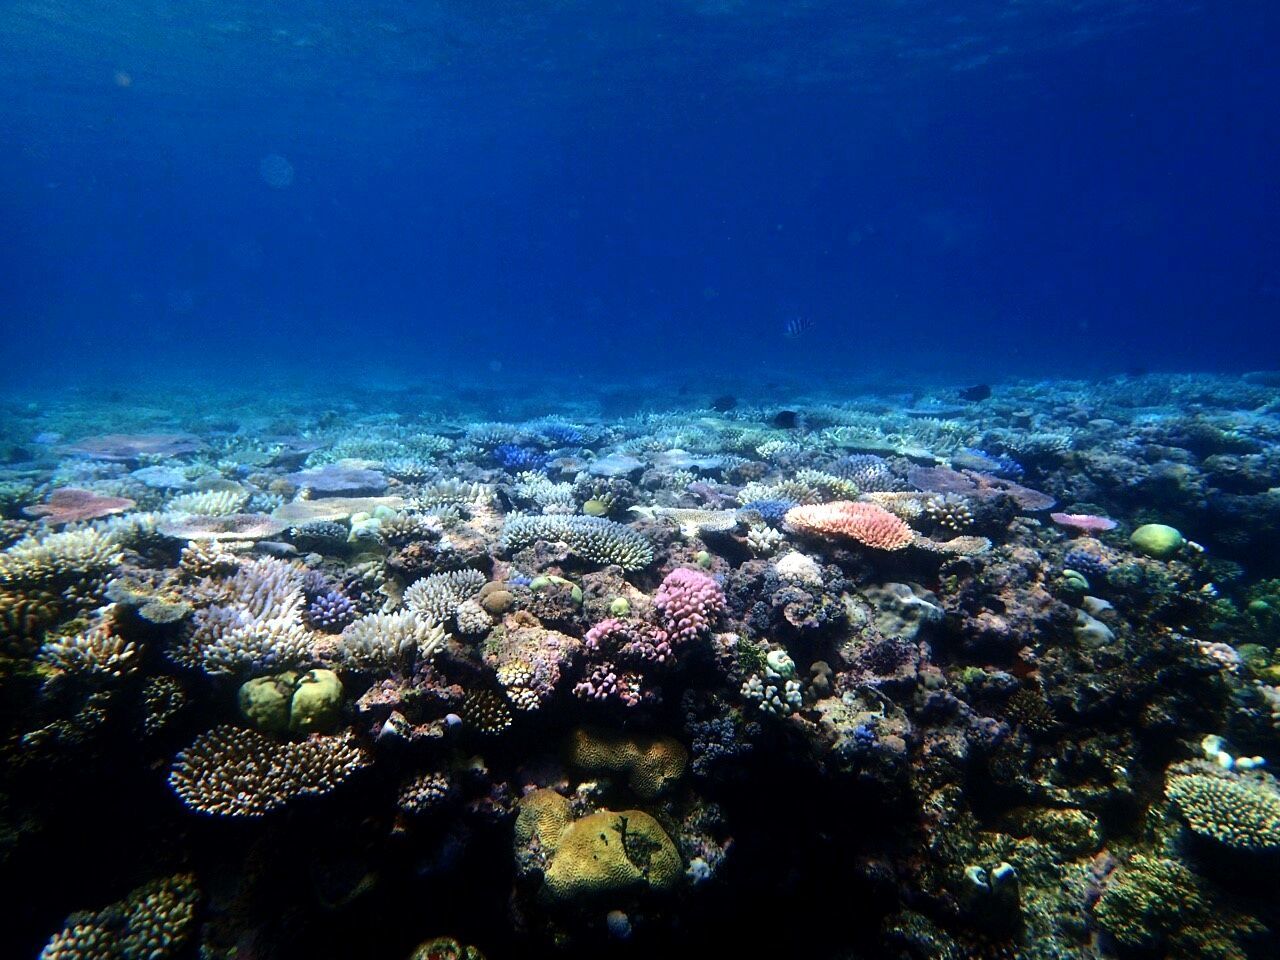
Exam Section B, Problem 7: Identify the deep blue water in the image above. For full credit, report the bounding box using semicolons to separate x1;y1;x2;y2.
2;1;1278;390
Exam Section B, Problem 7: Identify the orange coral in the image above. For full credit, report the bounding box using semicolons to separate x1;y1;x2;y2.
785;500;914;550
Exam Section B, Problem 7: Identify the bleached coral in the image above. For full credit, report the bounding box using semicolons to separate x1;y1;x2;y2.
339;610;446;669
168;558;312;675
404;568;487;625
39;619;141;680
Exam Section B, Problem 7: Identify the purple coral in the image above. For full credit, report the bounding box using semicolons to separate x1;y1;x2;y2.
655;568;725;645
572;662;650;707
305;590;358;633
584;618;673;666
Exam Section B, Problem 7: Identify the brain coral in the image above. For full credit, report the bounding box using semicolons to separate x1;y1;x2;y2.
1165;766;1280;851
785;500;914;550
543;809;682;902
567;726;688;798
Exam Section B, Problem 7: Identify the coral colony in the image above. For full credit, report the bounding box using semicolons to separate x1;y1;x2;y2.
5;373;1280;958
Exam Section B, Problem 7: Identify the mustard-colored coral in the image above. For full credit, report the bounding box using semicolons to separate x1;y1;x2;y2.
543;809;681;902
567;726;688;799
514;788;572;847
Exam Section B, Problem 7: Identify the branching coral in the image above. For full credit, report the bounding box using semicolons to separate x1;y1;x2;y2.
338;611;446;670
502;515;653;570
403;569;486;625
654;568;725;644
39;619;141;681
1165;762;1280;851
168;726;369;817
785;500;914;550
40;873;200;960
0;528;123;586
168;558;312;675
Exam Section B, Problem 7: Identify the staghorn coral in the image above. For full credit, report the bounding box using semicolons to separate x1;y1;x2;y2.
168;557;312;675
786;500;914;550
39;872;200;960
168;726;369;817
403;568;486;625
502;514;653;570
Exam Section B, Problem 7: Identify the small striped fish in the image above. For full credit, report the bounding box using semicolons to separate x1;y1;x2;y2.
783;316;813;338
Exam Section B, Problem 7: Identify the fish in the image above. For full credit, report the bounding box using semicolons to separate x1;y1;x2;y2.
772;410;800;428
783;316;813;338
711;394;738;412
958;384;992;402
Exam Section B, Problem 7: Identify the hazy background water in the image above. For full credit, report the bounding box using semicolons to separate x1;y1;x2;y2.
2;1;1277;394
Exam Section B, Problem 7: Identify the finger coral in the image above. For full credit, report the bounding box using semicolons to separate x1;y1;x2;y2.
654;567;725;644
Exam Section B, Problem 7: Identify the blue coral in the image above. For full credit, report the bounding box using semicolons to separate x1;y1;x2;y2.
538;424;584;447
493;443;549;472
1063;549;1110;581
739;499;796;526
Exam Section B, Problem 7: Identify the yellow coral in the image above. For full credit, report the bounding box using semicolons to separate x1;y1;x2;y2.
514;788;572;848
543;809;681;902
567;726;688;799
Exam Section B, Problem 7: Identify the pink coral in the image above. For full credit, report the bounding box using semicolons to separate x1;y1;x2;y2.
785;501;914;551
1050;512;1117;534
24;488;135;524
572;662;649;707
585;618;673;665
654;568;725;644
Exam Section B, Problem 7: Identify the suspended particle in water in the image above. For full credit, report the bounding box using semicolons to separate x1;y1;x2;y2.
259;153;295;189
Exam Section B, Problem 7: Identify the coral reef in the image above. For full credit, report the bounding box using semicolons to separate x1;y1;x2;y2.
5;373;1280;958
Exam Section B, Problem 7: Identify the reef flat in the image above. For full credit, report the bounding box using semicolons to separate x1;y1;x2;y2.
3;372;1280;959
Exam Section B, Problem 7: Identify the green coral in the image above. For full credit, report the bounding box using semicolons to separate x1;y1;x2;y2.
1165;766;1280;852
1129;523;1185;559
1094;854;1264;960
289;668;344;733
238;673;296;733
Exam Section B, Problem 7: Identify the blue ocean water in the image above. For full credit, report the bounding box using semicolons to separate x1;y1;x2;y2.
2;2;1278;391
